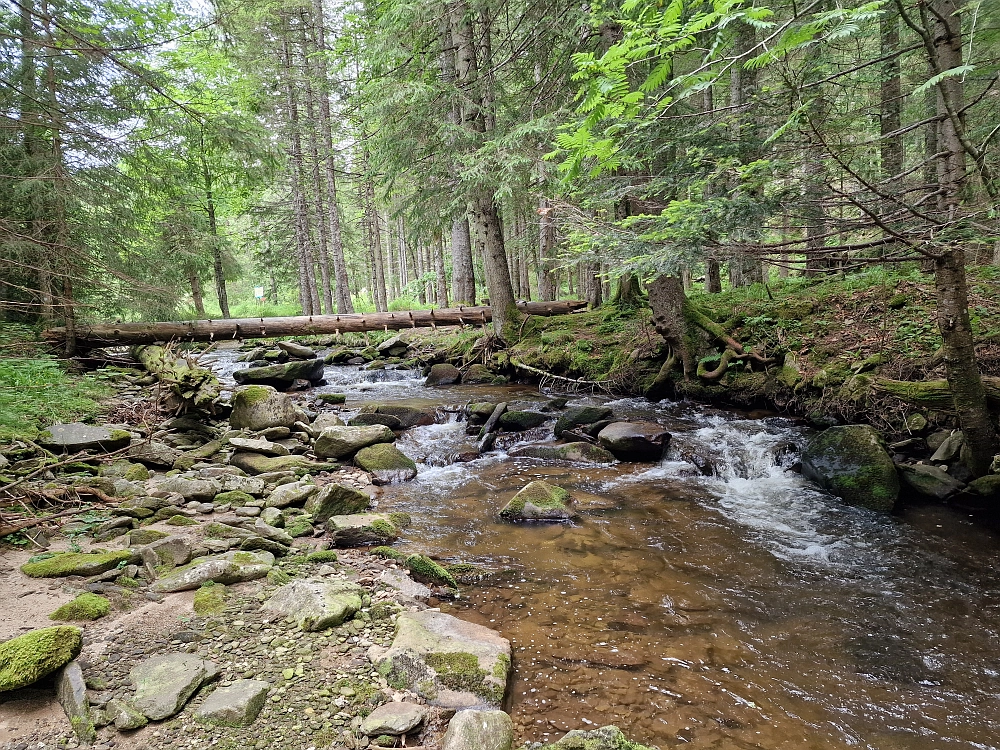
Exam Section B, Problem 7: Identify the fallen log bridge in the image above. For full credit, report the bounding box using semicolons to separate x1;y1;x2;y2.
45;301;588;348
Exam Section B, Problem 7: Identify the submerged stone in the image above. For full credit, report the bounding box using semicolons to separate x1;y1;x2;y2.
499;480;575;521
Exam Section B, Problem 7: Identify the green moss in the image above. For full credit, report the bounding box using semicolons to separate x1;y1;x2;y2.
49;593;110;621
238;385;273;407
127;528;168;545
115;575;140;589
405;554;458;588
387;512;412;528
213;490;254;507
193;582;227;615
369;601;402;620
0;626;83;692
285;520;314;538
20;550;132;578
305;550;339;564
369;519;398;538
424;652;491;697
370;546;404;560
164;515;199;526
267;568;292;585
493;653;510;680
231;552;260;564
374;735;397;748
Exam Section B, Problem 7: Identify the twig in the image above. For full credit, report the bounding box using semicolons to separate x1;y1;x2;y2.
0;505;102;538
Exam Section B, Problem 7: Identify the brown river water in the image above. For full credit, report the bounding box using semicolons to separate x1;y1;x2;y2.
210;355;1000;749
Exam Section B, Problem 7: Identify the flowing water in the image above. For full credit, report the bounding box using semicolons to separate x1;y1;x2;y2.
209;351;1000;749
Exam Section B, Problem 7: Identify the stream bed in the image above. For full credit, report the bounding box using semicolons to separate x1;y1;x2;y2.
208;351;1000;749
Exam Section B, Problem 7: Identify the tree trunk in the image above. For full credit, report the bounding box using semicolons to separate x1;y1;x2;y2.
361;154;388;312
879;8;903;185
435;233;449;307
538;197;556;300
201;147;230;319
928;0;997;476
189;269;206;315
451;217;475;304
611;273;642;307
706;259;722;293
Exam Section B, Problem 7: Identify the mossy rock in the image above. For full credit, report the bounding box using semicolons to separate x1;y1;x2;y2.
371;546;404;561
285;519;315;538
461;364;496;385
229;452;339;476
303;483;371;522
553;406;613;438
518;725;658;750
354;444;417;484
499;480;576;521
99;460;149;482
0;626;82;692
50;593;110;622
358;402;437;429
127;528;169;546
193;582;227;615
498;411;549;431
405;554;458;589
776;298;816;320
165;515;199;527
213;490;254;508
305;550;339;564
21;550;133;578
967;474;1000;500
317;393;347;404
326;514;402;547
348;413;404;430
801;425;900;512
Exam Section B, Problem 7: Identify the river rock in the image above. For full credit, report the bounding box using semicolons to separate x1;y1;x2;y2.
106;698;147;730
230;386;297;431
303;482;370;522
99;459;149;481
56;660;94;743
38;423;131;453
899;463;965;500
21;550;133;578
228;437;289;457
150;476;220;502
359;402;437;428
129;441;183;468
0;626;82;692
498;411;549;431
193;679;270;727
233;358;325;388
130;654;220;720
253;518;294;546
314;425;395;459
441;709;514;750
509;442;615;464
597;421;670;462
425;363;461;386
375;610;511;708
462;365;496;385
263;578;365;631
801;425;900;511
326;514;402;547
141;535;194;570
930;430;964;462
150;550;274;592
499;480;576;521
361;702;427;736
538;726;655;750
377;335;410;357
967;474;1000;500
229;451;338;476
379;569;433;601
265;480;319;508
348;412;404;430
354;443;418;484
277;340;316;359
554;406;614;438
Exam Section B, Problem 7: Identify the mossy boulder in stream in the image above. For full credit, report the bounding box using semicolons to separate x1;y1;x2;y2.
425;364;461;386
498;411;549;431
326;514;403;547
509;442;616;464
499;481;576;521
554;406;614;438
229;385;297;431
801;425;899;511
359;402;437;428
21;550;133;578
303;482;371;522
314;425;395;459
518;725;658;750
354;443;417;484
0;626;82;692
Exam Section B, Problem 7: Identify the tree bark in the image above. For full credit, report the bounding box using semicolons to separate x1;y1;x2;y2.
200;145;230;319
189;268;205;315
451;217;475;304
435;233;449;307
538;197;556;300
706;258;722;293
879;8;903;185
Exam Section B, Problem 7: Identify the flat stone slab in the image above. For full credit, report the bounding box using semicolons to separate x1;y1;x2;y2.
314;425;395;460
228;437;290;457
194;679;270;727
376;610;511;708
378;569;432;601
326;514;402;547
39;423;131;453
360;701;427;736
263;578;365;631
509;442;616;464
150;550;274;593
56;660;94;743
441;709;514;750
130;654;219;720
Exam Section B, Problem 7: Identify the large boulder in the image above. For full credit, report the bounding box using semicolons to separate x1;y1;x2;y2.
130;654;219;720
0;626;82;692
265;480;319;509
499;481;576;522
359;402;437;428
509;442;615;464
314;425;395;459
228;437;289;457
425;363;461;386
498;411;549;431
326;514;403;547
801;425;900;511
461;365;497;385
263;579;365;631
554;406;614;438
375;610;511;708
303;482;370;522
128;441;183;468
597;421;670;462
149;475;220;502
150;550;274;592
441;709;514;750
229;386;297;431
898;463;965;500
38;423;131;453
194;679;269;727
21;550;133;578
229;452;338;476
354;443;418;484
967;474;1000;501
233;358;325;388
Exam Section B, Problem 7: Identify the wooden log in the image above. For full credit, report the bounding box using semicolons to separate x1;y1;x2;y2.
44;302;588;348
873;377;1000;411
132;344;221;413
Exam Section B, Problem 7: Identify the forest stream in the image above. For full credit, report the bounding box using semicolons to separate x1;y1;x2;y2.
203;350;1000;750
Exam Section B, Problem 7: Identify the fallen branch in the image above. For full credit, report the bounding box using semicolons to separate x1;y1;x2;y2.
874;376;1000;410
0;505;103;538
509;358;613;390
